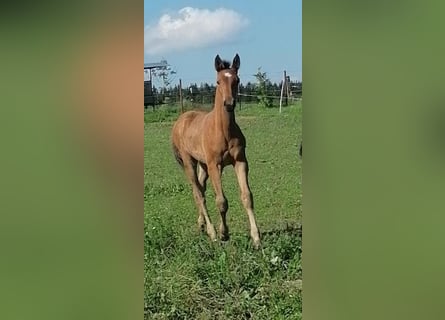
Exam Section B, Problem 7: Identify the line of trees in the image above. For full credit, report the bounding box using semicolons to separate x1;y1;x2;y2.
153;77;302;107
147;60;302;107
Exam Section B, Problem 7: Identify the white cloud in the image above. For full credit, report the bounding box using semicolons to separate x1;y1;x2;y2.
145;7;249;56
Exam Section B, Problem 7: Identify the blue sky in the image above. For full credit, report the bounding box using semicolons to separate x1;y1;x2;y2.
144;0;301;88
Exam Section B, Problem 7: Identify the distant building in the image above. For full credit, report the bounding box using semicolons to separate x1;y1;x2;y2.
144;61;170;108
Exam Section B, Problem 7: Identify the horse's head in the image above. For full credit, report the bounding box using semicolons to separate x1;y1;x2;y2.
215;54;240;112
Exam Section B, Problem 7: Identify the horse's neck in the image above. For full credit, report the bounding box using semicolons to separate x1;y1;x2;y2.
213;100;235;131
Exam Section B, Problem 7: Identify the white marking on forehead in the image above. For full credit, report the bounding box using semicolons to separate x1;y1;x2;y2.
224;72;232;78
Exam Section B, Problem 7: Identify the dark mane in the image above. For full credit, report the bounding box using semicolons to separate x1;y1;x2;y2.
220;60;231;70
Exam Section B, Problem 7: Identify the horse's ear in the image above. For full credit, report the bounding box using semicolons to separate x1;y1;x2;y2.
232;54;240;71
215;55;224;72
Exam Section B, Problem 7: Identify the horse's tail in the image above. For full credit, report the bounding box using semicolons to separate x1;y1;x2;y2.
172;143;184;168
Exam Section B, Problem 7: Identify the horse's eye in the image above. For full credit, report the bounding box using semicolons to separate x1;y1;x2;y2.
217;80;220;85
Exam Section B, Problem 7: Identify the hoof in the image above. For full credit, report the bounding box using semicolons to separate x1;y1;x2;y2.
220;233;230;242
252;240;262;250
198;216;206;232
207;227;217;241
219;225;230;242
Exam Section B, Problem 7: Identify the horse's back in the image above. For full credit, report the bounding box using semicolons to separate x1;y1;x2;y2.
177;110;208;125
172;110;208;137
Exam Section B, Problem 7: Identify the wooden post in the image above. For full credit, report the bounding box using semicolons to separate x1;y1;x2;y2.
179;79;183;113
238;83;241;110
284;71;288;106
286;75;291;103
279;71;285;113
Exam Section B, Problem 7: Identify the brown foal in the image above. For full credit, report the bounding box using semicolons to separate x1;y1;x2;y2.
171;54;261;249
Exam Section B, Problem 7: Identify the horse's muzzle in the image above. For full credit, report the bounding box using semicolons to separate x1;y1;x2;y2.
224;100;235;112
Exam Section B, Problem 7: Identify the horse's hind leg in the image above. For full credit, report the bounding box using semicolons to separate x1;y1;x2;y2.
197;162;208;232
183;156;216;241
234;156;261;249
207;162;229;241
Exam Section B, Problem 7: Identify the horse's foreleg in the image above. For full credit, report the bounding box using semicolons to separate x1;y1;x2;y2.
234;158;261;249
197;162;208;232
208;162;229;241
183;158;216;240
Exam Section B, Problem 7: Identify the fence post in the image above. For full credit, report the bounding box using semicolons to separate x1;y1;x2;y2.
286;75;291;103
284;70;288;106
238;83;242;110
179;79;183;113
279;70;286;113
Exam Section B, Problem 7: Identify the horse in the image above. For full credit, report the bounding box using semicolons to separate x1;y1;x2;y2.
171;54;261;249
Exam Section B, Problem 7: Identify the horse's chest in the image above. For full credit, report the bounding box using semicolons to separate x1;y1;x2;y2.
222;141;242;164
205;131;244;165
222;149;232;164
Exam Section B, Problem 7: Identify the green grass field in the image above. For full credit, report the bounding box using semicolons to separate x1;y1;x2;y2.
144;101;302;319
